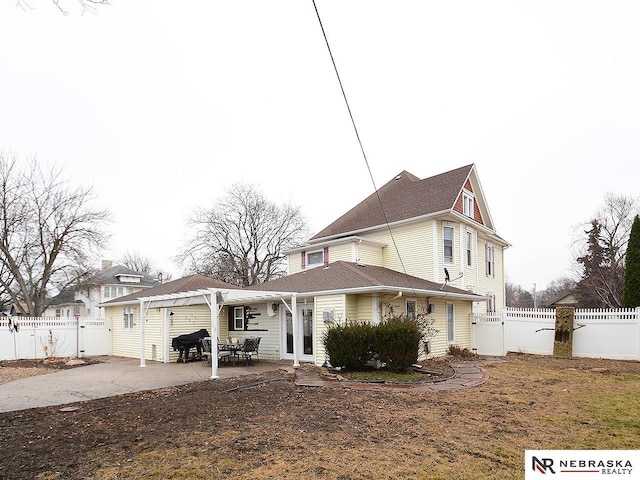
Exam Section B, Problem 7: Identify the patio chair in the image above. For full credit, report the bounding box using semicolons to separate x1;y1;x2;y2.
236;337;261;365
201;337;231;366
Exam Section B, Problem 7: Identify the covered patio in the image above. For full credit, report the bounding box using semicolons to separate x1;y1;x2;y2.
137;288;301;379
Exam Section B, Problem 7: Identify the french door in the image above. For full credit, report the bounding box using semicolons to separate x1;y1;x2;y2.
283;305;314;362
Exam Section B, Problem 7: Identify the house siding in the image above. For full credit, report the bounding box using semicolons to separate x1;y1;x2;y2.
108;305;164;361
314;294;346;365
355;242;384;267
363;221;435;280
234;302;281;361
476;237;506;312
326;243;353;263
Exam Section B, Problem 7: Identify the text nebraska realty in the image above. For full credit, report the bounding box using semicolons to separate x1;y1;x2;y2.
559;459;632;475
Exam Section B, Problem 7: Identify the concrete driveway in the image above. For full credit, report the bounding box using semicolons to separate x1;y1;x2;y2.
0;356;292;413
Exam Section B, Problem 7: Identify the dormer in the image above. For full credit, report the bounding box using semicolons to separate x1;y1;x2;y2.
114;273;144;284
286;236;386;274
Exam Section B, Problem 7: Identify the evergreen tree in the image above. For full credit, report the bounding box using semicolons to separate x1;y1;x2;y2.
622;215;640;307
576;220;624;308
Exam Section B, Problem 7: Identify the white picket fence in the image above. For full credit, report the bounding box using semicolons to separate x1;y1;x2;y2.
0;316;111;361
472;307;640;360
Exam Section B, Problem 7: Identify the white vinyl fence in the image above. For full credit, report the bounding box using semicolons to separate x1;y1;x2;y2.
0;316;111;361
473;307;640;361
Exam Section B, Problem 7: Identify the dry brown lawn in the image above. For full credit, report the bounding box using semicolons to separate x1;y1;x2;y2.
1;353;639;479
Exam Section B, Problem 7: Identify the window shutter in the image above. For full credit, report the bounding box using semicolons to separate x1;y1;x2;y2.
485;244;489;276
301;251;306;269
228;306;234;331
324;247;329;267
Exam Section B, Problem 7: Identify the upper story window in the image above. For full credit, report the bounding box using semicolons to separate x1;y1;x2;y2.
466;231;473;267
302;247;329;269
463;192;474;218
443;226;454;263
307;251;324;266
485;244;495;278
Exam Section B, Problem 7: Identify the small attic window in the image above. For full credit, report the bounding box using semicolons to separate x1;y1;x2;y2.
462;192;474;218
115;273;143;283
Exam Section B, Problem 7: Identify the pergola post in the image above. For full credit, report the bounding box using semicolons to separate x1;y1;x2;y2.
139;299;146;367
292;294;300;367
209;289;220;379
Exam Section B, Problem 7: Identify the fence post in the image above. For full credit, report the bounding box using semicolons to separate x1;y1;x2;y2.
501;308;508;356
636;307;640;361
471;312;477;354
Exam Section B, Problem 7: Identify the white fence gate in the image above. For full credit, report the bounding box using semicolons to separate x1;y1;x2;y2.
473;307;640;360
0;316;111;361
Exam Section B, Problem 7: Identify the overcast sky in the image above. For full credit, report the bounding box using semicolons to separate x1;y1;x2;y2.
1;1;639;290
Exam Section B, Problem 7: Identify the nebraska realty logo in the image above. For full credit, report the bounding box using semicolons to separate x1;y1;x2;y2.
525;451;639;479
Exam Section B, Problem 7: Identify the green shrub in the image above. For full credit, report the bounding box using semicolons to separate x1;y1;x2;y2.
323;320;375;370
374;316;422;373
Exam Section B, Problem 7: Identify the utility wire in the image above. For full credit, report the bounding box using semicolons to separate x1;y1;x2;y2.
311;0;416;295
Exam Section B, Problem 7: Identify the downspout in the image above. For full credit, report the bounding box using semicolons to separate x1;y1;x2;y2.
379;292;402;318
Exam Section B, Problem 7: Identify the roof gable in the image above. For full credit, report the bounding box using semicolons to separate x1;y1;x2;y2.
311;164;480;241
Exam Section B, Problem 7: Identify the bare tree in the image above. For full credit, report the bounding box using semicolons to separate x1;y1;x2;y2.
178;184;308;287
574;193;639;308
17;0;109;16
118;251;173;283
505;281;534;308
0;154;111;316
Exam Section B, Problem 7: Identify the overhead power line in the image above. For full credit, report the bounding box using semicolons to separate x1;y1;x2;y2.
311;0;416;295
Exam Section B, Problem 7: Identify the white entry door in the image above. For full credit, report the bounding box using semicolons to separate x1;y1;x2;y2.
282;305;314;363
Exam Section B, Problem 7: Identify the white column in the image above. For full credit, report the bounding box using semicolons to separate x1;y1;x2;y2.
163;308;170;363
139;300;146;367
210;289;220;379
292;294;299;367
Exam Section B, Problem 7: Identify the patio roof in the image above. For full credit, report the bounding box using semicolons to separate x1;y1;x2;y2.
137;288;298;309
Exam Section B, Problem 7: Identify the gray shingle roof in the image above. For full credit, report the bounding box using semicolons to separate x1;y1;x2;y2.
84;265;158;287
246;261;480;297
311;164;474;241
102;274;237;305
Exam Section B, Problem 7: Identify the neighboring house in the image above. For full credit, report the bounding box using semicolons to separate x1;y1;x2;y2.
44;289;86;318
101;274;237;363
545;292;580;309
43;261;158;318
102;164;508;367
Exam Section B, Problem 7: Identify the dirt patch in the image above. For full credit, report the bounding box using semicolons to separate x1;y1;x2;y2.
1;353;639;480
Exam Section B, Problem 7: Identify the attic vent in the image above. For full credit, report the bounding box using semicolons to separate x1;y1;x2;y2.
395;175;402;180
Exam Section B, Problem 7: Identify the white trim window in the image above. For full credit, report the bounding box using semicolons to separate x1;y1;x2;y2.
463;192;474;218
406;299;416;320
443;226;454;264
446;302;455;344
485;244;495;278
306;250;324;267
233;306;245;330
466;231;473;267
123;307;134;331
486;293;496;313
